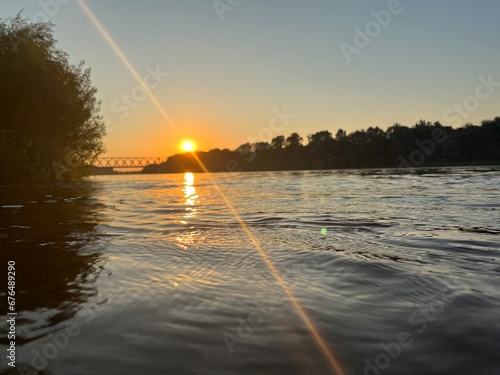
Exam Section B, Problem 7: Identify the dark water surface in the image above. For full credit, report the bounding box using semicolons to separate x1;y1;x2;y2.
1;167;499;375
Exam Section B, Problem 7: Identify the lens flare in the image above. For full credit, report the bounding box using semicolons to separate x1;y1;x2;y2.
76;0;177;133
77;2;345;373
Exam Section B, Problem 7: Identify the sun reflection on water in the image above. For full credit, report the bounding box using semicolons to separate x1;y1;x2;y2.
183;172;198;218
177;173;200;249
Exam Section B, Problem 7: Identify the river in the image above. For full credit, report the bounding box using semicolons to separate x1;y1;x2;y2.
1;167;499;375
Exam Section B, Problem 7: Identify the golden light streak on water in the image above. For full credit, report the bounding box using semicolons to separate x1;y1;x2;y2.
190;154;346;375
77;3;345;373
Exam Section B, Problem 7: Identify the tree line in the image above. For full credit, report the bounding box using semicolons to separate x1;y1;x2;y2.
144;118;500;173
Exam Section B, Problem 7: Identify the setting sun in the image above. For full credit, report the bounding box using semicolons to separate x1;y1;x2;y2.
180;140;196;153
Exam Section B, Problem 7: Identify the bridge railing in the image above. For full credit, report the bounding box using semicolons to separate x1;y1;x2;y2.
94;157;167;168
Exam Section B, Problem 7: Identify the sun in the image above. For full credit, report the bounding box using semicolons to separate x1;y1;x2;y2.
180;140;196;153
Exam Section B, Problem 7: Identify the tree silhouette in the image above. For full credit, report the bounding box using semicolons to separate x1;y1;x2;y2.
286;133;303;147
308;130;333;144
0;14;105;184
271;135;285;149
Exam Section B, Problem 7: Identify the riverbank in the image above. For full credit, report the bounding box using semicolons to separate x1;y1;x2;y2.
89;161;500;175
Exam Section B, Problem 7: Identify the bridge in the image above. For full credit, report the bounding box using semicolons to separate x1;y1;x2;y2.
94;157;167;168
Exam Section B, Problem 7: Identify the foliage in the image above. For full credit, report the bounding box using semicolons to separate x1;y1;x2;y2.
153;118;500;173
0;13;105;184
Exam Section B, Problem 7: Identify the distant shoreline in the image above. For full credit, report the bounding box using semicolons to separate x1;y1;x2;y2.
90;161;500;176
92;117;500;177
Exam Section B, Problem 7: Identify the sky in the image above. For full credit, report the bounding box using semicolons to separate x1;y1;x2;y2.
1;0;500;157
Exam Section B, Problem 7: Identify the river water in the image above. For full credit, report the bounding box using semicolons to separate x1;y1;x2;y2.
1;167;499;375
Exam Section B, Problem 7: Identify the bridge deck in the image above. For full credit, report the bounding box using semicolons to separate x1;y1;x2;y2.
94;157;166;168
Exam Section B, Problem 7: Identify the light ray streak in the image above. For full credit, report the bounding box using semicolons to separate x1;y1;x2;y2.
76;0;178;133
191;154;346;375
76;2;344;373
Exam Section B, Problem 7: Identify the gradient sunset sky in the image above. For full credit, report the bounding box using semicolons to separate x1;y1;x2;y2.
2;0;499;157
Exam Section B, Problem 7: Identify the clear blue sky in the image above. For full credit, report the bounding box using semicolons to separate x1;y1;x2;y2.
1;0;499;156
